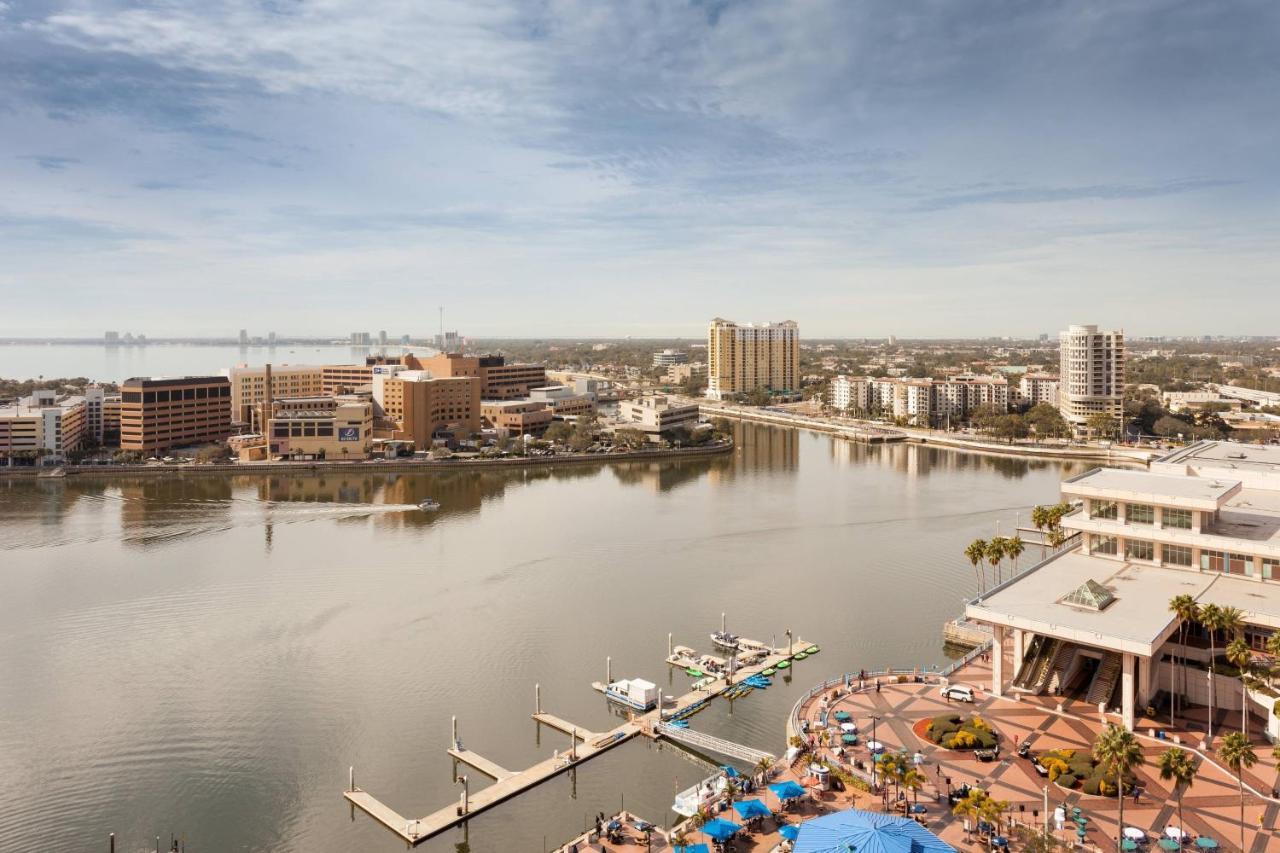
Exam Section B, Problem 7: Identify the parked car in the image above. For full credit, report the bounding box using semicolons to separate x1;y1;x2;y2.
939;684;975;703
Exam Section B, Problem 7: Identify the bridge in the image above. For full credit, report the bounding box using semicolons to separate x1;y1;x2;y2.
656;722;774;765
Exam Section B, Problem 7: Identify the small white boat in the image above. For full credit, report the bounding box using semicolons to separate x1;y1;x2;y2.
418;499;441;511
710;630;740;651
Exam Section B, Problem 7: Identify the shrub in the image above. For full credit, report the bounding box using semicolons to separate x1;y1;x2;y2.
1081;777;1102;796
1055;773;1077;790
948;731;979;749
1042;758;1069;780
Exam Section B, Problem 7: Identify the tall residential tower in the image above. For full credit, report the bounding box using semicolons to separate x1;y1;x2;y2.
706;318;799;400
1058;324;1124;432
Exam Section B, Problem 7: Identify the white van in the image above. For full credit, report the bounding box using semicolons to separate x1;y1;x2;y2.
939;684;975;703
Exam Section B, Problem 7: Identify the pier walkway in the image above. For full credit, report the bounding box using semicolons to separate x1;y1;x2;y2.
656;723;774;764
344;637;813;846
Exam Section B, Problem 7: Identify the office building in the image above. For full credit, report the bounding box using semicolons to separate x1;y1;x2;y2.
421;353;547;400
238;329;249;346
268;331;277;346
374;370;480;447
268;395;373;459
227;364;327;427
436;331;461;352
968;441;1280;733
0;391;88;462
1058;324;1124;431
1019;373;1060;407
1214;384;1280;408
481;399;553;437
378;330;388;346
527;385;596;420
119;376;233;454
665;363;706;385
706;318;799;400
350;331;372;346
652;349;689;367
104;331;119;345
617;395;699;435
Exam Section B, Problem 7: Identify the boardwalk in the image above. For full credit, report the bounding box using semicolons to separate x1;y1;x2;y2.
344;637;814;846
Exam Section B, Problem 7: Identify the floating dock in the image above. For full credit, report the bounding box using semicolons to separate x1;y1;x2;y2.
344;634;814;846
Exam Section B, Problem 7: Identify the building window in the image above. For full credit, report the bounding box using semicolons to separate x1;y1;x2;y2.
1092;534;1118;555
1201;551;1252;576
1125;539;1154;561
1092;500;1118;520
1162;507;1192;529
1163;544;1193;567
1127;504;1155;525
1264;558;1278;581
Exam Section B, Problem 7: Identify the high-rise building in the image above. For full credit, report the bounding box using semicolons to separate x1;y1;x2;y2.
1019;373;1060;407
119;376;233;453
239;329;249;346
1058;324;1124;432
706;318;799;400
374;370;480;446
104;331;120;345
378;330;388;346
420;353;547;400
351;332;372;346
268;331;277;346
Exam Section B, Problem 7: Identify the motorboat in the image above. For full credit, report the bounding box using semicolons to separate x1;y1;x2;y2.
418;499;441;511
710;630;740;651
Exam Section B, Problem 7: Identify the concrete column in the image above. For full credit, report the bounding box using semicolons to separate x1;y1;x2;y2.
1012;629;1026;669
1121;653;1136;731
1137;654;1157;708
991;626;1007;698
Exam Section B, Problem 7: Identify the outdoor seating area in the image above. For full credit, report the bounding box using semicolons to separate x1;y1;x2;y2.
790;657;1280;851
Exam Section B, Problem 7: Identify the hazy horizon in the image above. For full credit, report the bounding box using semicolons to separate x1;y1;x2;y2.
2;1;1277;338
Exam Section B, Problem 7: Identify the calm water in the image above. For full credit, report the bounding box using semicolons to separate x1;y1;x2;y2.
0;343;418;383
0;423;1085;852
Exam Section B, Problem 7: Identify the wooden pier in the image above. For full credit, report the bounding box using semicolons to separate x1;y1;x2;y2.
344;634;815;846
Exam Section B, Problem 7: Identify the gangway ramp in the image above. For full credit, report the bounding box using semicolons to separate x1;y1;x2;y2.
656;722;774;765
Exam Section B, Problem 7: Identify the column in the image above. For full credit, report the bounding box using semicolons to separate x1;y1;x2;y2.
992;626;1006;698
1137;654;1157;710
1012;629;1026;670
1121;653;1136;731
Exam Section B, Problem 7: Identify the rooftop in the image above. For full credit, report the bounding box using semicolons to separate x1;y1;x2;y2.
1156;439;1280;475
1062;467;1241;508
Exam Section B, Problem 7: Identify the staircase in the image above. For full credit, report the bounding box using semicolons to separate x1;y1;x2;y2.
1046;644;1077;695
1086;653;1122;706
1026;640;1063;694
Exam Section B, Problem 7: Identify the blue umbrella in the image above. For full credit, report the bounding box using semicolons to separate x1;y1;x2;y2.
794;808;956;853
780;824;801;841
606;819;621;831
675;846;709;853
721;765;741;778
701;817;742;842
733;798;772;820
770;780;807;801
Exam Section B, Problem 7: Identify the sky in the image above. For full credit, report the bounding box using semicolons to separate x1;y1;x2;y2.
1;0;1277;339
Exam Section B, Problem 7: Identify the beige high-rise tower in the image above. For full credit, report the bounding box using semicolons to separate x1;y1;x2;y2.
1058;324;1124;432
706;318;799;400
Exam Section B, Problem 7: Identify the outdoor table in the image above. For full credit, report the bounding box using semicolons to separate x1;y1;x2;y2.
1158;840;1181;851
841;734;858;745
834;711;852;722
1123;841;1140;851
1195;839;1219;850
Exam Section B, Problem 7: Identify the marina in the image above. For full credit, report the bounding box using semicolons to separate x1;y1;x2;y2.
344;627;814;846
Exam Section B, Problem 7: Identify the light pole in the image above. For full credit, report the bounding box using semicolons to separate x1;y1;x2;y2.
870;715;882;793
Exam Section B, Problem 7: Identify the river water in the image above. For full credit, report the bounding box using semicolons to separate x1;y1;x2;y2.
0;423;1085;852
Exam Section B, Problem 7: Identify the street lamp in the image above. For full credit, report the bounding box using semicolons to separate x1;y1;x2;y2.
869;715;882;793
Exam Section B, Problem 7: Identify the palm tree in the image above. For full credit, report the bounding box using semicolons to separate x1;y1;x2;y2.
1093;723;1143;853
1199;603;1224;739
1168;594;1200;725
1031;505;1050;558
966;539;988;595
1226;636;1253;736
1267;633;1280;689
1006;534;1025;577
986;536;1007;587
903;767;925;807
753;756;773;786
1218;732;1257;853
1156;747;1198;844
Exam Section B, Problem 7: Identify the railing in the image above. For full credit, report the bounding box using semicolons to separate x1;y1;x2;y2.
656;723;774;764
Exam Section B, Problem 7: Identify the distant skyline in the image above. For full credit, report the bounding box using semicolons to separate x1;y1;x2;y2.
2;1;1277;338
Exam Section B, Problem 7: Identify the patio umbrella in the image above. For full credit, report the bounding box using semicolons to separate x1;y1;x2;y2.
700;818;742;843
1122;841;1140;851
841;722;857;733
1158;840;1180;851
770;780;807;801
834;711;852;722
779;824;801;842
721;765;741;778
842;734;859;745
1195;839;1219;850
909;804;928;814
992;837;1009;849
1124;827;1146;840
792;808;955;853
732;798;772;820
606;819;622;832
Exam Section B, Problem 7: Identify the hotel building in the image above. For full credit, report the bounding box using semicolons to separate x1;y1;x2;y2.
1058;324;1124;431
706;318;799;400
967;440;1280;735
119;376;233;454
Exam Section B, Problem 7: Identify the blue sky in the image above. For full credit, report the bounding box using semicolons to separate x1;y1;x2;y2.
1;0;1277;338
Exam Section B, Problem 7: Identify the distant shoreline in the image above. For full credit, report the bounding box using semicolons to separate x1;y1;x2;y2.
0;440;733;480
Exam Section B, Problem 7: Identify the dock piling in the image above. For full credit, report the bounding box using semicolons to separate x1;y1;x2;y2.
535;683;541;714
668;633;673;656
451;715;458;749
349;766;354;792
721;612;725;633
109;833;115;853
606;656;611;685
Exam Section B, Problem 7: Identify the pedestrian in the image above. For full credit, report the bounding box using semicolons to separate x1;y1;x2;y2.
875;680;881;693
1133;786;1140;804
945;691;951;704
1014;734;1019;747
